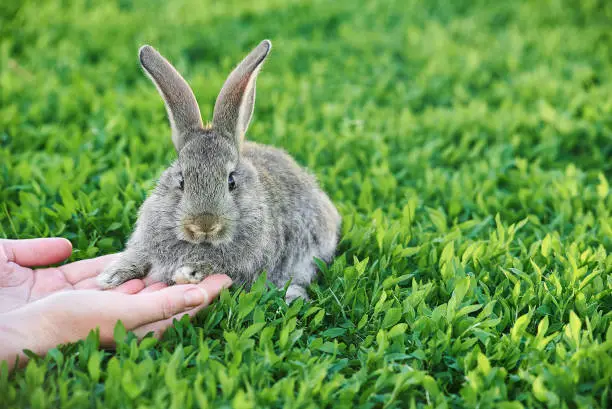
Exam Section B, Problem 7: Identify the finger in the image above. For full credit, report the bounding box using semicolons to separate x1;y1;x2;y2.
133;306;200;339
73;277;101;290
58;254;119;284
143;275;161;286
0;238;72;267
74;276;145;294
138;282;168;293
117;274;232;328
133;275;232;338
114;279;146;294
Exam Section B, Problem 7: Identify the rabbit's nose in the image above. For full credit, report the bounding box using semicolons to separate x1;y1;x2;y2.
186;214;221;236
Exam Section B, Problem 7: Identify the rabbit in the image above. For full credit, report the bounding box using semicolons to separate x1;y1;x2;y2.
96;40;341;302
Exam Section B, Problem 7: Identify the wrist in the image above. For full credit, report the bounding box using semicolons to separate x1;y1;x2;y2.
0;306;55;371
0;312;30;371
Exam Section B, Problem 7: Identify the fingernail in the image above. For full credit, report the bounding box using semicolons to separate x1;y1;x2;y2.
184;287;209;307
221;276;233;289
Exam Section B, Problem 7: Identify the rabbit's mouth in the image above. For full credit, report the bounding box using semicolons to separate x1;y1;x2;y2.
179;215;233;246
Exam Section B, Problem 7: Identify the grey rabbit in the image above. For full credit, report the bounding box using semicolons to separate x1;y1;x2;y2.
97;40;341;302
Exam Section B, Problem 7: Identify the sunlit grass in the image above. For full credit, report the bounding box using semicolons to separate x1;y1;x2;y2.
1;0;611;407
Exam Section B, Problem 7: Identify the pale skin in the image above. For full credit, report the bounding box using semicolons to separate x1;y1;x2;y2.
0;238;232;371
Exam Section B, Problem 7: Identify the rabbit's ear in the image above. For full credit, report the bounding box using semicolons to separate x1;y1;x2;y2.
139;45;203;151
213;40;271;147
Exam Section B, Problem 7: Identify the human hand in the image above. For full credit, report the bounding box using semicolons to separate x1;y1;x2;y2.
0;238;146;313
0;238;232;370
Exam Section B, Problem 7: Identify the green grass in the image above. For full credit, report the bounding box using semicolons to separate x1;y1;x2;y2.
2;0;612;407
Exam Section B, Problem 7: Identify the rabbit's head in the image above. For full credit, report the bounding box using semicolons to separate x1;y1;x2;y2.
139;40;271;246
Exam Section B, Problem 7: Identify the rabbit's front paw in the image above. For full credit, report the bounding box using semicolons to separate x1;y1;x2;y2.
97;265;140;289
172;265;207;284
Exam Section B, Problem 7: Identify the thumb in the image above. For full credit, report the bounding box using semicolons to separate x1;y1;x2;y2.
0;238;72;267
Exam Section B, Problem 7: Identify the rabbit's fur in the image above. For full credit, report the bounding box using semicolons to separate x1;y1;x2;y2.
97;40;341;301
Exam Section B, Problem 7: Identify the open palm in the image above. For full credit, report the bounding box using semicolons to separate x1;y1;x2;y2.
0;238;153;313
0;237;231;371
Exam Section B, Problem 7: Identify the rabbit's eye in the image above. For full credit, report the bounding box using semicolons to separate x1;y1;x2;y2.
228;172;236;191
178;173;184;190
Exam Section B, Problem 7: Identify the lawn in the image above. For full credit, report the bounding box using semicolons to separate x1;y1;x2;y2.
1;0;612;407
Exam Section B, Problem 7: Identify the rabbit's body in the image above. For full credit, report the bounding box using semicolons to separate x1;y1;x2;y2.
97;41;340;301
